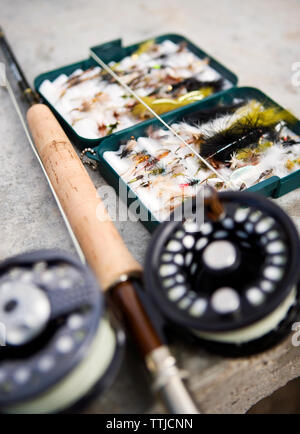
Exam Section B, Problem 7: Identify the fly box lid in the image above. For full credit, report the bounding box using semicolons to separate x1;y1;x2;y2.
33;34;300;233
34;33;238;149
90;34;238;84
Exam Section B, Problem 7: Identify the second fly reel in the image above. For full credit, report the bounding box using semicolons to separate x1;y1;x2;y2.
145;190;300;356
0;250;125;413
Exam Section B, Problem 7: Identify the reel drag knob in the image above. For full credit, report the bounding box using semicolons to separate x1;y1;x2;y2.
0;281;51;346
145;191;300;356
202;240;239;274
0;250;124;413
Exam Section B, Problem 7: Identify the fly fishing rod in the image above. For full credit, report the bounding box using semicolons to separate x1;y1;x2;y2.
0;27;199;414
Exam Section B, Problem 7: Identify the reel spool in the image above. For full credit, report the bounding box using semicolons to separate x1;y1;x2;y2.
0;250;124;413
145;191;300;356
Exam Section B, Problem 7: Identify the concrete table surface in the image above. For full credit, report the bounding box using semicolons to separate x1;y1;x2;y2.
1;0;300;413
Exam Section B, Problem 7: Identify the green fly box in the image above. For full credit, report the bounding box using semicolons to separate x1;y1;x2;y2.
34;33;237;149
34;34;300;232
87;87;300;231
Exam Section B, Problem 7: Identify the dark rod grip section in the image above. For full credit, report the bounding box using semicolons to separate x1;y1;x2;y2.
109;280;162;357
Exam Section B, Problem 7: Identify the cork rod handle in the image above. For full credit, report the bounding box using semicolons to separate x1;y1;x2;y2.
27;103;141;290
27;103;199;414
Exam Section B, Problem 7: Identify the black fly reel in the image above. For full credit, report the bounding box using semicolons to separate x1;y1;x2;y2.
0;250;124;413
145;191;300;356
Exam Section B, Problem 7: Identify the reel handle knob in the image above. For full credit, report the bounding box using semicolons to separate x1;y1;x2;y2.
204;186;225;221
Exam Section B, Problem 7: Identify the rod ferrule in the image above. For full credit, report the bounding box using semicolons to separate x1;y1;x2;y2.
146;346;199;414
